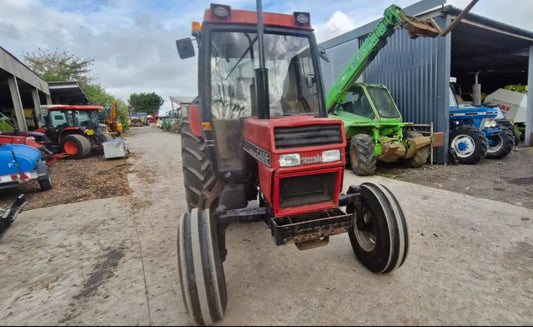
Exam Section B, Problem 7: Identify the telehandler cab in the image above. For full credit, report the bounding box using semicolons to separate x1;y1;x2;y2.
176;2;408;325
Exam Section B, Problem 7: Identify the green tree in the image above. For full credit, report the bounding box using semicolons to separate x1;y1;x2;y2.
84;84;114;106
129;92;164;114
23;48;95;86
23;48;131;131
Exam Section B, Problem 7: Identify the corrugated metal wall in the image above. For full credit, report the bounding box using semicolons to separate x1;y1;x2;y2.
320;15;452;163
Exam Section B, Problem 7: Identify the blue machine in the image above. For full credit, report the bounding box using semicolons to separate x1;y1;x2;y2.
448;84;513;164
0;144;52;191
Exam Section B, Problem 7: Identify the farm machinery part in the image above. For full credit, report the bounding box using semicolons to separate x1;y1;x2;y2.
0;194;28;235
484;84;528;144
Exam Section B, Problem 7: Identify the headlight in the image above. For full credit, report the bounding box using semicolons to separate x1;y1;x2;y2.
279;153;300;167
481;118;496;129
322;149;341;162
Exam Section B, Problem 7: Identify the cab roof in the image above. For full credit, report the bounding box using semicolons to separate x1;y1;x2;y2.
43;105;104;111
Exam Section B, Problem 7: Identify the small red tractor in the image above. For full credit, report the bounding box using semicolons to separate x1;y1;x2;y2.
34;105;113;159
176;3;408;325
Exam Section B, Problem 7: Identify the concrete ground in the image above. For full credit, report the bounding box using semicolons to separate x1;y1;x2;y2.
0;126;531;326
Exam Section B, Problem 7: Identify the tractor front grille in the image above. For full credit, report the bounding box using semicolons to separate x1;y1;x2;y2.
274;124;343;149
279;172;336;209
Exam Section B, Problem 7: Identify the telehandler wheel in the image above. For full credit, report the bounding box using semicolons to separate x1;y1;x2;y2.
181;120;214;210
62;134;91;159
485;128;513;159
349;134;376;176
178;208;227;326
347;182;408;273
402;131;430;168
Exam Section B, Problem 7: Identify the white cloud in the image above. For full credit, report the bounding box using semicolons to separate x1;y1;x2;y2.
315;10;358;43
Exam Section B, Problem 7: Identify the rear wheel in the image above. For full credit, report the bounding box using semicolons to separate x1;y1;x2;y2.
485;128;513;159
349;134;376;176
181;119;214;210
178;208;227;326
449;126;487;164
496;119;519;146
347;183;408;273
62;134;91;159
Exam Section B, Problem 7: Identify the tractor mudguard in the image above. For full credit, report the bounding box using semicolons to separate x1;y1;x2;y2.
188;104;202;137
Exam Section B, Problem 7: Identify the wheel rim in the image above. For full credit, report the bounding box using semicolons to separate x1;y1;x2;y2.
451;134;475;158
63;140;79;155
353;206;376;252
487;135;502;153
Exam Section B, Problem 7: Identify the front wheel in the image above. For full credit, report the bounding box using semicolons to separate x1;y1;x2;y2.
178;208;227;326
347;183;408;273
349;134;376;176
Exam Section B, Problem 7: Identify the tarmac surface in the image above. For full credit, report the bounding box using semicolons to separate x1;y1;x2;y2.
0;126;531;326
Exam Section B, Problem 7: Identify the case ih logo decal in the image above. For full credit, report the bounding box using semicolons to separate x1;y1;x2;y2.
243;140;271;167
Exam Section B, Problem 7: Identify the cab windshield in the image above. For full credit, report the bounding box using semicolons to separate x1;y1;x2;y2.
209;30;321;119
366;87;401;119
48;110;101;128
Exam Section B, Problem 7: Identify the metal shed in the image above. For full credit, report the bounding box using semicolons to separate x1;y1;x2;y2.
0;47;90;132
319;0;533;163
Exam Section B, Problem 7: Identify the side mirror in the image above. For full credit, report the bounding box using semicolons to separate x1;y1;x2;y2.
176;38;195;59
318;46;329;63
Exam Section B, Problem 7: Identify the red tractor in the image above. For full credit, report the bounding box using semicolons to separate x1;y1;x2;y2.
176;3;408;325
35;105;113;159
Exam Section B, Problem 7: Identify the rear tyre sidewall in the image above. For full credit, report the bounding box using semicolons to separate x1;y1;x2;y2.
61;134;91;159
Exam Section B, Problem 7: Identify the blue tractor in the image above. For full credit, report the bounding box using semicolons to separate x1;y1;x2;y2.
448;80;513;164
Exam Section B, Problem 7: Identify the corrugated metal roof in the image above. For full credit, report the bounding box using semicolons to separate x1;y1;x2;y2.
443;5;533;39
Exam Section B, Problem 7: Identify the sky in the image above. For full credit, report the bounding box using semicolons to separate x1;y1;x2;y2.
1;0;532;115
